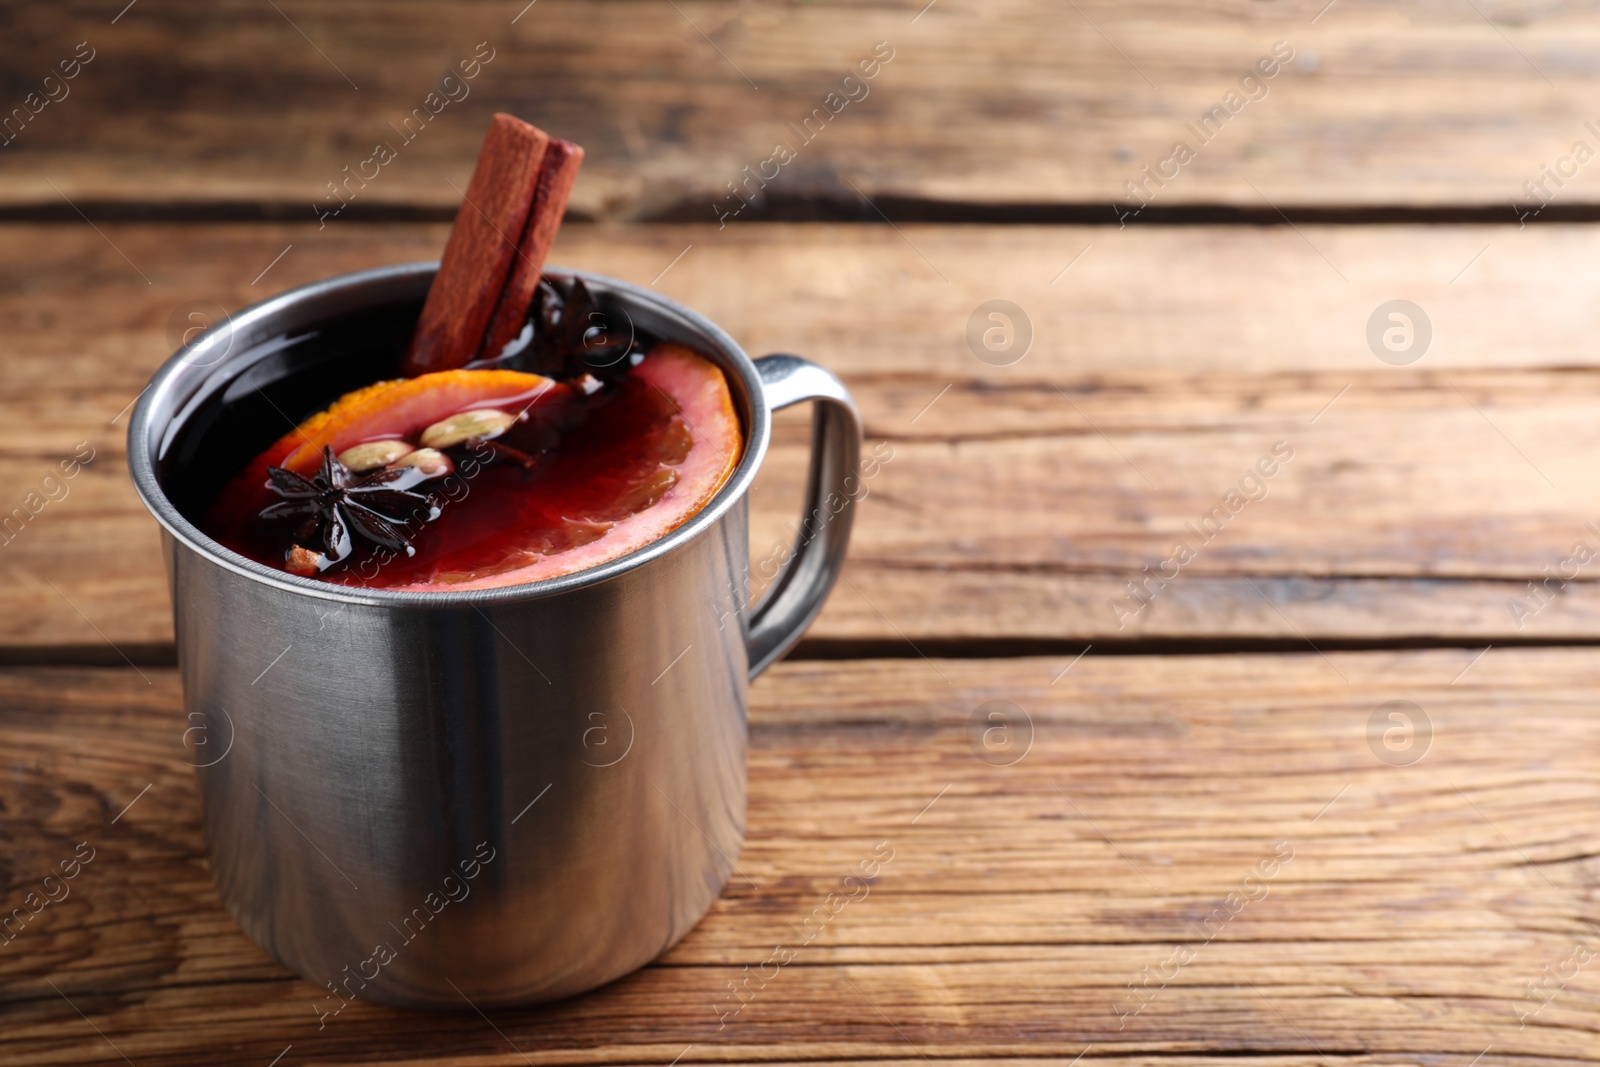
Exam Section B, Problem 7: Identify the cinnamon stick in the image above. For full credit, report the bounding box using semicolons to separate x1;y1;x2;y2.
402;114;549;377
480;137;585;361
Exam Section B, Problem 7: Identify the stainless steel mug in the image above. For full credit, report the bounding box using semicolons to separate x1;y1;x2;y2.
128;263;860;1009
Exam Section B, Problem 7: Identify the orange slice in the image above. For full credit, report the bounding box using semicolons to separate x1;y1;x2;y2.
207;346;742;590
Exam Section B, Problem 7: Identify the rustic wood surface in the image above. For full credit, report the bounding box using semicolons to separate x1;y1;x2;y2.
4;0;1600;216
6;223;1600;655
6;0;1600;1062
3;653;1599;1065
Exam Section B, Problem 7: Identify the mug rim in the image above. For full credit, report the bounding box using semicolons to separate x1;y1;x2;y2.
128;262;772;608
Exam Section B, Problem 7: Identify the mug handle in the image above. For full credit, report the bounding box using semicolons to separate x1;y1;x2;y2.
747;354;863;679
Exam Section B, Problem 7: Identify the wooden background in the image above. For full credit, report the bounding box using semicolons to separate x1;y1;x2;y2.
4;0;1600;1063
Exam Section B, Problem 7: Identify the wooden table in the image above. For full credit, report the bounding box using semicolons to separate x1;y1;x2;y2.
5;2;1600;1063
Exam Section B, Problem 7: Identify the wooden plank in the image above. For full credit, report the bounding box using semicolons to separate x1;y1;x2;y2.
5;221;1597;387
1;651;1598;1063
4;1;1600;214
7;221;1600;655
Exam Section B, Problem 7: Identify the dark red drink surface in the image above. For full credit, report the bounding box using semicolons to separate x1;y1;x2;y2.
208;372;692;589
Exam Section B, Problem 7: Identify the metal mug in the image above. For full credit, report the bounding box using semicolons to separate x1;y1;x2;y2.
128;263;860;1009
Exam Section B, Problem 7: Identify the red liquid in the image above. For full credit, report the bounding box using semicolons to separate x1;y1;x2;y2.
208;372;693;589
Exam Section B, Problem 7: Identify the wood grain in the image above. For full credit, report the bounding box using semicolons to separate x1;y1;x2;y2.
5;1;1591;1060
6;222;1600;654
1;652;1597;1064
4;0;1600;215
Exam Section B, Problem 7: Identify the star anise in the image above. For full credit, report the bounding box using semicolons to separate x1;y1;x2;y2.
260;446;441;569
525;277;642;385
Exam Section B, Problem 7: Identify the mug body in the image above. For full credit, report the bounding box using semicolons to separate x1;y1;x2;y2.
131;264;772;1007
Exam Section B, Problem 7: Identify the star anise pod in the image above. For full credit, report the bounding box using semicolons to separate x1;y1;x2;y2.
259;446;441;569
525;277;642;385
